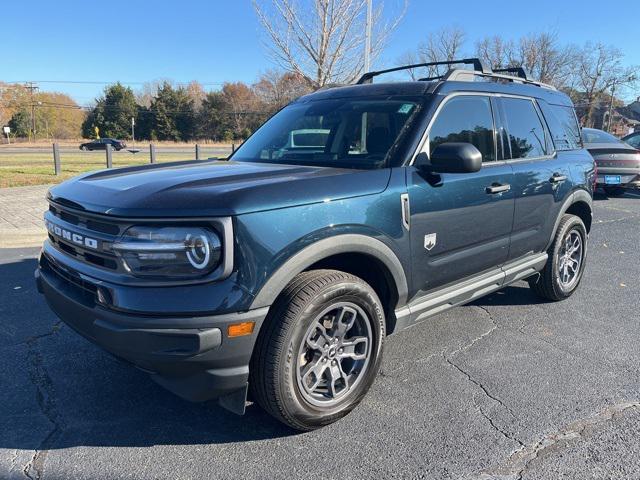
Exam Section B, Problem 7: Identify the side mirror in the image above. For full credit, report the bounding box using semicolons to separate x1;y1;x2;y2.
424;143;483;174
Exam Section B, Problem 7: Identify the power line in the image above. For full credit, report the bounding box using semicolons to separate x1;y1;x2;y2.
4;80;226;86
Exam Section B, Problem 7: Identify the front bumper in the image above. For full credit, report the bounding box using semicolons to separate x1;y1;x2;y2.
36;250;268;413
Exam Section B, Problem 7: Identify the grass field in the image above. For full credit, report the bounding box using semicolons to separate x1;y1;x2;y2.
0;147;232;188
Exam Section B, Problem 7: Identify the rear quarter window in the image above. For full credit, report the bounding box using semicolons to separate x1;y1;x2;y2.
539;101;582;151
501;97;548;159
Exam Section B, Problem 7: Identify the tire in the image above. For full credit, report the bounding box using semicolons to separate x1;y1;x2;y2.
250;269;385;431
80;146;87;151
604;186;625;197
528;214;587;301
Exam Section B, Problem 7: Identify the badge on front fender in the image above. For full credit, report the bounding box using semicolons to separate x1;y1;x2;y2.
424;233;437;251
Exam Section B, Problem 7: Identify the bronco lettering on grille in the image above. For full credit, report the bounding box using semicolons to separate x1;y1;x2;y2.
45;220;99;250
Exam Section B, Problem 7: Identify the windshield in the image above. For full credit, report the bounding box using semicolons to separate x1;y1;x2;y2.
582;129;623;144
232;97;421;169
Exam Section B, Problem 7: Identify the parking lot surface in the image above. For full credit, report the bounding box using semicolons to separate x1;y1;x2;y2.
1;192;639;480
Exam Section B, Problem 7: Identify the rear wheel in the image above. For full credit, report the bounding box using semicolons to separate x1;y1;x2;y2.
528;214;587;301
604;186;625;197
250;270;385;431
80;145;88;151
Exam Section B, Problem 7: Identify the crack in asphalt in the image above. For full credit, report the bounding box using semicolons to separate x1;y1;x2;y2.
468;402;640;480
450;305;498;357
477;404;525;449
22;321;63;480
440;306;525;449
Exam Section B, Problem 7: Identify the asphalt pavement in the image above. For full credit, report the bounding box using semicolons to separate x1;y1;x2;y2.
1;192;639;480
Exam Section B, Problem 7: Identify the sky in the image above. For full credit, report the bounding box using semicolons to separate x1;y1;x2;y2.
3;0;640;105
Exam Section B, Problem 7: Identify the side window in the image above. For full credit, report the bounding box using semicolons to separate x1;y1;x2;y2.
428;96;495;162
501;97;548;159
627;134;640;148
538;101;582;151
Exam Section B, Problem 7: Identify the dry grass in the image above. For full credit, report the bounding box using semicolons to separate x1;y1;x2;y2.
0;147;232;188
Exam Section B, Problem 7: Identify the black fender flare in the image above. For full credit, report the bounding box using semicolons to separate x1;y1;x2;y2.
249;234;409;310
546;189;593;250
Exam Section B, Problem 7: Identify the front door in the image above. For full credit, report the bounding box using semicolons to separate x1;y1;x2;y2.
407;94;515;296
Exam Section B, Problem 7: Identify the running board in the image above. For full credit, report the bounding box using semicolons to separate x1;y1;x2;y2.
394;253;547;332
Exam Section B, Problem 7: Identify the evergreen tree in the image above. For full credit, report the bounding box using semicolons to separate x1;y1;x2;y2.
150;83;195;141
198;91;229;140
82;83;137;139
7;109;31;137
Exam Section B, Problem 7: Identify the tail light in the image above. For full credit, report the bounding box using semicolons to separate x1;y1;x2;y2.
592;162;598;190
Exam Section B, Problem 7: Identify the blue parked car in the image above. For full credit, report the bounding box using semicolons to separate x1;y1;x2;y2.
37;59;595;430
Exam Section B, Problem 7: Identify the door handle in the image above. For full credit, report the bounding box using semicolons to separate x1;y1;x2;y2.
486;183;511;194
550;173;567;183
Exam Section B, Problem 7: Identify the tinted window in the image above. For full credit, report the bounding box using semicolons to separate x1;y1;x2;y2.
428;96;495;162
232;98;420;169
625;133;640;148
539;102;582;151
502;98;547;159
582;129;624;144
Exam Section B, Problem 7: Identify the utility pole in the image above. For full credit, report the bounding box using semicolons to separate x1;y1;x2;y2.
606;81;616;133
24;82;39;141
364;0;372;72
361;0;373;153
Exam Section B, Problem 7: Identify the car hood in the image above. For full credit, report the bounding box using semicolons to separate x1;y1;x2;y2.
48;160;391;217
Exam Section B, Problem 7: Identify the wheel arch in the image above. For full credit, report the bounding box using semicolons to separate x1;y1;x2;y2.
547;189;593;249
249;235;408;332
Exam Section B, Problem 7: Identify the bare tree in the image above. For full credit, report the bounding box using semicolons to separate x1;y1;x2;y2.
253;69;312;110
185;81;206;110
397;27;466;80
475;35;516;72
136;79;173;108
253;0;408;87
418;26;466;77
475;32;575;87
517;32;576;86
574;43;638;127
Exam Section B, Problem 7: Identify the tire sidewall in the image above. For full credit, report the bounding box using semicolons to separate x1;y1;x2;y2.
279;280;385;428
551;216;588;298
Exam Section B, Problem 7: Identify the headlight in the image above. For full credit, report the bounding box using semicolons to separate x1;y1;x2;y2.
113;226;222;279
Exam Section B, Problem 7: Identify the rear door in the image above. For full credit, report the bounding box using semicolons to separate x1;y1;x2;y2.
498;96;571;260
407;94;515;295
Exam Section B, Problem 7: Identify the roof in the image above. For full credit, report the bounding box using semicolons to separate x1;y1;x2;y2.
296;77;573;107
296;82;432;102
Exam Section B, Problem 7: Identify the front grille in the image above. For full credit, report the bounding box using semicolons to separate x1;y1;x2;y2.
42;253;98;305
50;205;122;235
47;203;123;272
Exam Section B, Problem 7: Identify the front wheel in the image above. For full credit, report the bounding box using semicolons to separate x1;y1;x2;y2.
528;214;587;301
250;270;385;431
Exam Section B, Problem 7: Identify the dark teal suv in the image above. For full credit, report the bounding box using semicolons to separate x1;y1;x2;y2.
36;59;595;430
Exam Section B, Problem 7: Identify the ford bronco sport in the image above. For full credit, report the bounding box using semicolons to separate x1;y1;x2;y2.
36;59;595;431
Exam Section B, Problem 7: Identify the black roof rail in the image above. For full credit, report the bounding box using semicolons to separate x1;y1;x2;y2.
493;67;531;80
356;58;491;84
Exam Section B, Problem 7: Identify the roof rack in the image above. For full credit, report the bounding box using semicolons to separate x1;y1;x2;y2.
443;68;555;90
493;67;531;80
356;58;491;84
356;57;556;90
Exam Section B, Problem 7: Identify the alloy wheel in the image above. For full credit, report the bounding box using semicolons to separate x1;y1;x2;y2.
557;229;583;290
295;302;373;407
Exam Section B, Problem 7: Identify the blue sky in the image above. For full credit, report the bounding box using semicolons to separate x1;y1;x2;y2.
4;0;639;104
